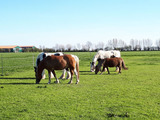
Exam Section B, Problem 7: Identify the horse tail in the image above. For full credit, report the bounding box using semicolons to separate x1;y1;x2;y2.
122;59;128;70
75;56;80;79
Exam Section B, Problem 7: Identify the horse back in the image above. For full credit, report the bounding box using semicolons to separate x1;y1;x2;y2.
104;57;122;67
63;54;76;69
44;55;67;70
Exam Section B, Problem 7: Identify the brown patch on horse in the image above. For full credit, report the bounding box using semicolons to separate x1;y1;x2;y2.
95;57;128;74
36;54;79;84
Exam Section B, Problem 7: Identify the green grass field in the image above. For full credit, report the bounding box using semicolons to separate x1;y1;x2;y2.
0;51;160;120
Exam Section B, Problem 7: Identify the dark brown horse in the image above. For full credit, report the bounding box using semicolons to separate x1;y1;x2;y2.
35;54;79;84
95;57;128;74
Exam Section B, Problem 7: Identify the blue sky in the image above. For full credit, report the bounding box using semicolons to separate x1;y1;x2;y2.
0;0;160;48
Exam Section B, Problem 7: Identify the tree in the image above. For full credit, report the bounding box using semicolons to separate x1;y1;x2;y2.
86;41;92;51
156;39;160;50
66;44;72;51
143;39;152;51
59;44;65;52
130;39;142;51
96;42;104;50
77;43;81;50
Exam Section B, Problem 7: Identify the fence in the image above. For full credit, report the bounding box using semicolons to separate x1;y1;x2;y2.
0;54;36;76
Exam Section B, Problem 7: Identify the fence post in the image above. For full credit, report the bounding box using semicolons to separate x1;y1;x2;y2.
1;54;3;76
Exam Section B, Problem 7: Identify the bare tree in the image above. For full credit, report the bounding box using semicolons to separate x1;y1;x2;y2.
130;39;143;50
81;44;88;51
96;42;104;50
143;39;152;51
54;44;59;51
77;43;81;50
118;39;126;49
59;44;65;52
156;39;160;50
130;39;136;50
107;39;120;49
86;41;93;51
66;44;72;51
107;39;126;50
112;39;118;49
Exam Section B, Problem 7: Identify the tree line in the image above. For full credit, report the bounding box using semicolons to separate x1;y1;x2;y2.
1;39;159;53
40;39;160;52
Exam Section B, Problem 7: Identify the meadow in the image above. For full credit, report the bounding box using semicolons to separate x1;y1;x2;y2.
0;51;160;120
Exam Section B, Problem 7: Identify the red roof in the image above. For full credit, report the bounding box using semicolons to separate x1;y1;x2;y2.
20;46;35;48
0;46;18;49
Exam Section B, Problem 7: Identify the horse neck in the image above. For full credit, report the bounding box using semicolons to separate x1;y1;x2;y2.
92;54;99;64
37;61;45;77
98;59;105;67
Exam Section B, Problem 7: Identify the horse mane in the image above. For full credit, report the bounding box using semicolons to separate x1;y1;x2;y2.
43;53;46;58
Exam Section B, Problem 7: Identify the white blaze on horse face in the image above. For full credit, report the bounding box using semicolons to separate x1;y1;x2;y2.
90;62;95;72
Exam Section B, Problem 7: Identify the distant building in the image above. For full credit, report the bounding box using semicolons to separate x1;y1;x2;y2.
20;46;36;50
0;46;22;52
0;45;36;52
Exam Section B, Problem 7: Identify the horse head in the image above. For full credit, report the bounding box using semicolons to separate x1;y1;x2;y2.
34;66;42;84
95;65;100;74
90;62;95;72
36;73;42;84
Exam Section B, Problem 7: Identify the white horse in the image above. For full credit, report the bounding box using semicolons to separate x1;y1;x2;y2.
90;50;121;72
34;52;79;84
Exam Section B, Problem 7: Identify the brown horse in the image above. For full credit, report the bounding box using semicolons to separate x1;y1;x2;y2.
35;54;79;84
95;57;128;74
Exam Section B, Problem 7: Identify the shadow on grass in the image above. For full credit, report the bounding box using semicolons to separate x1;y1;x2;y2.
0;77;68;85
80;71;95;75
0;77;35;80
0;83;36;85
80;71;119;75
0;77;36;85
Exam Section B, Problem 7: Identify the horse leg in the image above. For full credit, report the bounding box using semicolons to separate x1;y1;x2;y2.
107;67;110;74
59;69;66;79
119;67;121;74
74;68;79;84
52;70;59;83
48;70;51;84
68;69;74;84
115;67;119;72
100;67;105;75
66;68;71;79
42;70;46;79
50;72;54;78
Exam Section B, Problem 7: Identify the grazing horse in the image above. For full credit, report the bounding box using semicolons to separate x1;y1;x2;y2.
95;57;128;74
90;50;121;72
35;54;79;84
34;52;71;84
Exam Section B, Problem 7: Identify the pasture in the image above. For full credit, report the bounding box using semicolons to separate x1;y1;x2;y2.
0;51;160;120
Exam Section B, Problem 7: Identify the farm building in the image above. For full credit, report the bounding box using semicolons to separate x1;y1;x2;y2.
20;46;36;49
0;46;22;52
0;45;36;52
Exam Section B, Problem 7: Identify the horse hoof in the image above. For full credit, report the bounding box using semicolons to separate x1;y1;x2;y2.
54;81;59;84
68;82;72;84
66;77;71;80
